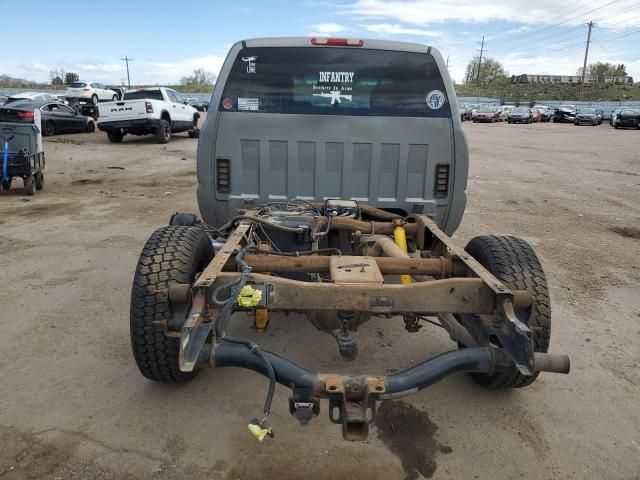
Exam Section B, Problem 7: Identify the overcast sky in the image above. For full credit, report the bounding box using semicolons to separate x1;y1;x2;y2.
2;0;639;85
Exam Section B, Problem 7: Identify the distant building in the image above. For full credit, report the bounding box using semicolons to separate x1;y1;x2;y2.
511;74;633;85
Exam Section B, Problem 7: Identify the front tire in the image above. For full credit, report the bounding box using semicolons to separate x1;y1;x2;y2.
130;226;214;383
155;119;171;144
458;235;551;389
86;121;95;133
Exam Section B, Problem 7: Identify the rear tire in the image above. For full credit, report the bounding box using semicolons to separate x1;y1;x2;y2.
34;172;44;190
1;179;11;191
112;95;118;101
43;120;56;136
107;131;123;143
188;115;200;138
130;226;214;383
458;235;551;389
155;119;171;144
91;94;98;105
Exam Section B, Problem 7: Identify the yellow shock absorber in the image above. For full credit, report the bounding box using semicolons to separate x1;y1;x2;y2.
393;223;412;285
254;308;269;333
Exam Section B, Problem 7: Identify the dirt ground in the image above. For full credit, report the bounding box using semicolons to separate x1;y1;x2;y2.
1;118;639;480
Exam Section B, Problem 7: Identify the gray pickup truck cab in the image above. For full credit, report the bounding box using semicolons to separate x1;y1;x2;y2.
197;37;468;235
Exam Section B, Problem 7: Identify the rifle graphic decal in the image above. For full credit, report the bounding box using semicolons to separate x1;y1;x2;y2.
312;89;353;105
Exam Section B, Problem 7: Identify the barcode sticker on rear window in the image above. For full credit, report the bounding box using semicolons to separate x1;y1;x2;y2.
238;98;259;111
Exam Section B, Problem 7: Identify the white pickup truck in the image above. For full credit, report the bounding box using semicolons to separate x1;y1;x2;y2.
97;87;200;143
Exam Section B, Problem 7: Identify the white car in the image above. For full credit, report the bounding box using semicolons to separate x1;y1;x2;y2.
65;82;118;104
97;87;200;144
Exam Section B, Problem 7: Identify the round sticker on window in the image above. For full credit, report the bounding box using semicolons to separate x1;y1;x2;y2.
426;90;446;110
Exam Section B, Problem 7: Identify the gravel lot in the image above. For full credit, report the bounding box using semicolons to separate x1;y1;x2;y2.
1;119;638;480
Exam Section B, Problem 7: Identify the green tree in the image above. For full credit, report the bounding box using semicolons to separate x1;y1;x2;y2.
64;72;79;84
577;62;628;79
180;68;216;86
464;57;508;85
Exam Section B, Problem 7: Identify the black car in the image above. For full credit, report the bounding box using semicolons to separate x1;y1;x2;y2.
458;104;473;121
1;100;95;135
614;109;640;129
508;106;532;124
188;98;209;112
574;107;600;126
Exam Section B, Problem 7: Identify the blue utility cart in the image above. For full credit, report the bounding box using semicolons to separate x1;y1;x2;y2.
0;112;45;195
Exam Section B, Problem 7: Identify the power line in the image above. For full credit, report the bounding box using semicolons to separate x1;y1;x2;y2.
446;0;628;73
489;3;639;60
487;0;625;55
450;0;600;59
551;25;640;61
444;1;638;79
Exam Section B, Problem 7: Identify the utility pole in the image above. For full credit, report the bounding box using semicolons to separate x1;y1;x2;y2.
580;21;593;99
121;56;133;88
476;35;485;86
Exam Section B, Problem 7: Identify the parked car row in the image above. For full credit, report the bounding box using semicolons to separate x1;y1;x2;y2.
1;88;208;141
458;102;637;129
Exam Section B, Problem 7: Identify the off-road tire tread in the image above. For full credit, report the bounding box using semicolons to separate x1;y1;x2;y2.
464;235;551;389
155;120;171;144
130;226;213;383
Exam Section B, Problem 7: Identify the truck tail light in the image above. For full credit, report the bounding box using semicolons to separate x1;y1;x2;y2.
145;102;153;113
311;37;364;47
435;164;449;197
216;158;230;193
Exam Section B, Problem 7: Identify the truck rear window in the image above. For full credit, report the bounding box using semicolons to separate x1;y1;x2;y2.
219;47;450;117
123;90;164;101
